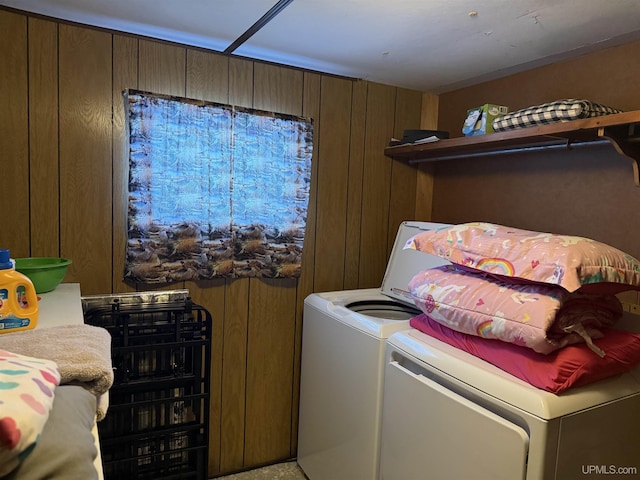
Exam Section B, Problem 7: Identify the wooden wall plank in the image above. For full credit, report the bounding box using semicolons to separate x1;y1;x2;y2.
245;279;297;465
344;80;368;289
358;82;397;288
113;35;138;293
313;76;353;292
392;88;422;138
138;39;186;97
297;72;322;303
186;49;229;104
58;24;112;294
420;92;439;131
219;279;248;473
415;93;439;220
188;281;226;476
28;17;59;257
290;71;322;456
0;11;29;256
253;63;303;115
229;57;254;108
415;163;436;221
387;88;421;251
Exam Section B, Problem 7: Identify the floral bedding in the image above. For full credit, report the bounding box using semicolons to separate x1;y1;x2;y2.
0;350;60;477
404;222;640;358
409;264;623;355
405;222;640;294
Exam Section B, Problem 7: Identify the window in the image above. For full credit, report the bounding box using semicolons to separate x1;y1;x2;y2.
125;90;313;283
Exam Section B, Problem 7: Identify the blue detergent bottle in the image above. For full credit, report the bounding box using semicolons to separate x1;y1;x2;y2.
0;249;39;333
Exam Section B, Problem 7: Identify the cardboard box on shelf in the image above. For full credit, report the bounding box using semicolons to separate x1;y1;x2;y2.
462;104;508;136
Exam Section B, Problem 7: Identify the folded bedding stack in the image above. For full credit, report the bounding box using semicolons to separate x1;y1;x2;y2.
0;324;113;419
0;324;113;477
491;99;623;132
0;350;60;476
404;222;640;393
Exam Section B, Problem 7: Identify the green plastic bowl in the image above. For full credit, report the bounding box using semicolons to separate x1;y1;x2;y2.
14;257;72;294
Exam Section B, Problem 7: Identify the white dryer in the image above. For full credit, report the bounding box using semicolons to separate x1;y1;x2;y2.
380;314;640;480
297;221;450;480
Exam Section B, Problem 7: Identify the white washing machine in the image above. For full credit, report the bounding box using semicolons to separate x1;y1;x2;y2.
380;313;640;480
297;221;450;480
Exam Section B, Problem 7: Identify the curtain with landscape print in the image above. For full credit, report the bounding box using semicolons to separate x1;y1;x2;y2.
124;90;314;283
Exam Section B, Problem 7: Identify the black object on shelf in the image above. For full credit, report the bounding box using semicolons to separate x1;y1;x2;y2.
389;129;450;146
82;290;211;480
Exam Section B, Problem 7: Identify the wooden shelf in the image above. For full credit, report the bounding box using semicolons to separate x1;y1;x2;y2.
384;110;640;186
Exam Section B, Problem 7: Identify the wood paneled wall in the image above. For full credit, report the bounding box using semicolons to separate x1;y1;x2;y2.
0;8;426;476
430;39;640;311
432;39;640;261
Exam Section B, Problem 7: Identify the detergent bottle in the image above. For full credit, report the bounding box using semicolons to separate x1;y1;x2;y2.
0;249;39;333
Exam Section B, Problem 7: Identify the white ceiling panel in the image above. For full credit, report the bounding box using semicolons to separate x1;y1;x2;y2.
2;0;640;93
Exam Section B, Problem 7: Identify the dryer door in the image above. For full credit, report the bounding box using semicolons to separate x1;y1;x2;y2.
380;356;529;480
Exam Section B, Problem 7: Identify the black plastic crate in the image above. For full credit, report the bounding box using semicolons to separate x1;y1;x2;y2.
101;388;207;436
100;426;207;480
110;335;207;385
83;290;211;480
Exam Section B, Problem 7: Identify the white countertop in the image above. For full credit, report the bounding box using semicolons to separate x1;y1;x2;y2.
37;283;84;328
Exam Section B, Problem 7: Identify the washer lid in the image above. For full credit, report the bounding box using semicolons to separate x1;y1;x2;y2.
381;221;450;305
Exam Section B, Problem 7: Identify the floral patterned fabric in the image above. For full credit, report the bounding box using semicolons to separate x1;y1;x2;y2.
405;222;640;293
125;90;314;283
0;350;60;476
408;265;623;355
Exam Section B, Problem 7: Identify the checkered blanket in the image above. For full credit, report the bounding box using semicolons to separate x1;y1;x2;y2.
492;99;623;132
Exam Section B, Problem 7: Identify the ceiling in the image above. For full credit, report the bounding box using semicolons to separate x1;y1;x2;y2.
3;0;640;93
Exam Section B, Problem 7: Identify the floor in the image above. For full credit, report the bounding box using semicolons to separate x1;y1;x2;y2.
216;461;307;479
